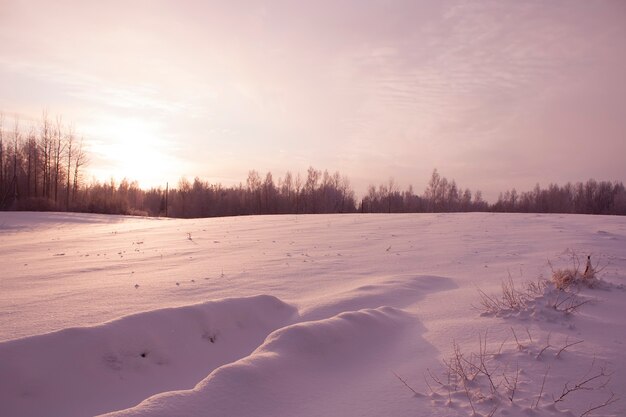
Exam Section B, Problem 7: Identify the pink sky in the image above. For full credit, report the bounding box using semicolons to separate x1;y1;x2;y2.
1;0;625;200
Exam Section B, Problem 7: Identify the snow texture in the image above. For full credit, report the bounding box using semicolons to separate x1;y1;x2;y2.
1;212;625;417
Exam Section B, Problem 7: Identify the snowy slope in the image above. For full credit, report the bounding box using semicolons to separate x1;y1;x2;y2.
1;212;625;417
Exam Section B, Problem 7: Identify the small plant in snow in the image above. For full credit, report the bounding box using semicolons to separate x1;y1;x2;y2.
549;251;605;290
477;276;548;314
397;330;619;417
477;251;608;318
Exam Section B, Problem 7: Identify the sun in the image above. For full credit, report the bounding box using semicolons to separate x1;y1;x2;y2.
87;117;181;188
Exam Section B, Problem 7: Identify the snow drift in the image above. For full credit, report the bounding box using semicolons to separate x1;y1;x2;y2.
0;295;297;417
102;306;416;417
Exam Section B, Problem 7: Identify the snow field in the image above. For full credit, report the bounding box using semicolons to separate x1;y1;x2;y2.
1;212;625;417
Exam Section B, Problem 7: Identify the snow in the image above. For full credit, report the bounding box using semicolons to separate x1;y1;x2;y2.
1;211;625;417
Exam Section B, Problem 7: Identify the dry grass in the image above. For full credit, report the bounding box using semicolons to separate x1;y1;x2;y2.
477;251;606;317
477;276;549;315
397;331;620;417
549;250;605;290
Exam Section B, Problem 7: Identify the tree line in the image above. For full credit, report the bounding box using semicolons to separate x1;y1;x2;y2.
0;112;87;211
1;112;624;217
492;181;626;215
87;168;358;218
361;170;626;215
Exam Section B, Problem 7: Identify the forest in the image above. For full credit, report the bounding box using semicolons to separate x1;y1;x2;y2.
1;113;625;217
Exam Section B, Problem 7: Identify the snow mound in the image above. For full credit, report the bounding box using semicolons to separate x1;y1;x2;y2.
301;274;456;321
0;295;297;417
100;306;416;417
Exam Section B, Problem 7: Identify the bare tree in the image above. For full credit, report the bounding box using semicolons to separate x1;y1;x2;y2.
246;170;262;214
425;168;440;211
447;179;459;211
294;172;302;213
387;178;397;213
53;116;66;205
461;188;472;211
40;111;52;199
262;171;276;213
281;171;293;213
305;166;320;213
65;125;75;210
72;137;88;203
11;116;21;203
25;127;37;198
340;174;354;213
0;112;4;199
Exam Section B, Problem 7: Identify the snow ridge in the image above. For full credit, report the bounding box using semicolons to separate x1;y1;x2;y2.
0;295;297;417
100;306;416;417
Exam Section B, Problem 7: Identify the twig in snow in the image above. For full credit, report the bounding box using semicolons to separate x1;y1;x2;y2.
426;367;443;387
534;366;550;408
511;327;524;351
392;371;421;396
422;372;436;395
554;359;613;404
579;392;619;417
487;403;500;417
536;332;552;359
445;368;453;404
462;378;476;415
477;332;498;394
498;336;509;354
502;362;520;403
552;289;592;314
525;327;533;344
556;338;584;358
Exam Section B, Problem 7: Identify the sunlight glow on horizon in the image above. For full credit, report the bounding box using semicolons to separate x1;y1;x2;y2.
84;117;184;189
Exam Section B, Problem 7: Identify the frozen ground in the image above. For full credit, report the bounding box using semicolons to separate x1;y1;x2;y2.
0;211;625;417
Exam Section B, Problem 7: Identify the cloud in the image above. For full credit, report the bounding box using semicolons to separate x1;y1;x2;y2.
1;0;624;199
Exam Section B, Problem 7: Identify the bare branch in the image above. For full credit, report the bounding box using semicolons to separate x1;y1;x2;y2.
536;332;552;359
556;338;584;358
554;361;612;404
525;327;533;344
511;327;524;351
579;392;619;417
535;366;550;408
392;371;421;396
